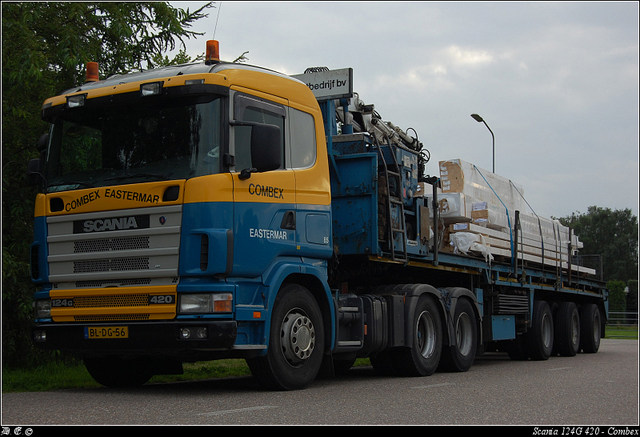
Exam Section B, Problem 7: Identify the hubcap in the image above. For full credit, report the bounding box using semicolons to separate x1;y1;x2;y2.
456;312;473;356
416;310;437;359
541;312;552;348
281;309;315;366
571;311;580;346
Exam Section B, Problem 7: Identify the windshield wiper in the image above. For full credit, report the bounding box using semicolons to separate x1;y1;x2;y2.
48;181;95;189
105;173;169;183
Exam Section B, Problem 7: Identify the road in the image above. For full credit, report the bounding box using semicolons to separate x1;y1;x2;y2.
2;339;638;426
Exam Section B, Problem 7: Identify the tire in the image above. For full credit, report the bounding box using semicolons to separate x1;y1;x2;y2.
439;298;478;372
247;284;324;390
579;303;601;353
392;295;443;376
526;300;554;360
554;301;581;357
84;355;154;387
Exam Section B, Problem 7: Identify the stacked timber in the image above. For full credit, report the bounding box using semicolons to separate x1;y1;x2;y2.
418;159;595;276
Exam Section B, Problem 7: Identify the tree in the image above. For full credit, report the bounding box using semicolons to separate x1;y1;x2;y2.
1;2;215;369
607;280;627;315
555;206;638;283
626;280;638;325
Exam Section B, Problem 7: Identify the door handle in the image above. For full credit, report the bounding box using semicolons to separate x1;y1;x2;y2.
281;210;296;230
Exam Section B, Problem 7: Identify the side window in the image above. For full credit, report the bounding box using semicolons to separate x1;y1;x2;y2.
289;108;317;169
233;93;285;171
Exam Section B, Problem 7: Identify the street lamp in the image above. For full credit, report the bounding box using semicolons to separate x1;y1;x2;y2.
470;113;495;173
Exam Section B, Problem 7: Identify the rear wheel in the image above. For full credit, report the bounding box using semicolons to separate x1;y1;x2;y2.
554;301;581;357
247;284;324;390
392;295;443;376
579;303;601;353
84;355;154;387
439;298;477;372
526;300;554;360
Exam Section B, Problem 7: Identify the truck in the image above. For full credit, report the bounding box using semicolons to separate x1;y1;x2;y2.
27;40;608;390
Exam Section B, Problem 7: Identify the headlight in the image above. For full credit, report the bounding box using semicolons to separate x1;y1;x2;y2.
179;293;232;314
34;299;51;318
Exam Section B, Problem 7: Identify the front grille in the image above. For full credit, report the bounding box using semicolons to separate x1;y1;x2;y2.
73;314;151;322
74;236;150;253
74;294;150;308
73;257;150;273
47;205;182;285
75;278;153;288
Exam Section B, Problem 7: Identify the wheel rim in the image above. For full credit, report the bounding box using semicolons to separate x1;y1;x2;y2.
456;312;473;356
592;311;601;344
571;311;580;346
541;312;552;348
280;309;316;366
416;310;437;359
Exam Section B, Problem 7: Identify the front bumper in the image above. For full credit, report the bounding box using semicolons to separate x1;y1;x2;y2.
33;320;237;353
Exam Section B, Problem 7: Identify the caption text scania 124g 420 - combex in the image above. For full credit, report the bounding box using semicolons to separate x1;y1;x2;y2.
28;41;607;390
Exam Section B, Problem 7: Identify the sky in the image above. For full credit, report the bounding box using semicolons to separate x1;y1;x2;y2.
169;1;638;220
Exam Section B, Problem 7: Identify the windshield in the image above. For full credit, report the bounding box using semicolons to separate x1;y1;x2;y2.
45;97;222;192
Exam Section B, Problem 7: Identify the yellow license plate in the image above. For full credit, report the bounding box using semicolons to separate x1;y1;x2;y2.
84;326;128;339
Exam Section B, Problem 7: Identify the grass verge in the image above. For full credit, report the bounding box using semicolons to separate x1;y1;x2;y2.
2;359;253;393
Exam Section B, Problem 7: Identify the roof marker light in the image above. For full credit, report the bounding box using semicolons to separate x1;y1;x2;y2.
85;62;99;83
140;81;163;97
205;40;220;64
66;94;86;108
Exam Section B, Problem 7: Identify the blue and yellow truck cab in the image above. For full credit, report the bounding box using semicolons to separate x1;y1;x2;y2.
30;42;335;389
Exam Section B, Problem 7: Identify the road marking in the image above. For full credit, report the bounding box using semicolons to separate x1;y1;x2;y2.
411;382;456;389
548;367;573;371
198;406;278;416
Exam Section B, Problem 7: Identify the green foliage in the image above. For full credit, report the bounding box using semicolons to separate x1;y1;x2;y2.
607;280;628;313
1;2;214;370
555;206;638;282
626;279;638;313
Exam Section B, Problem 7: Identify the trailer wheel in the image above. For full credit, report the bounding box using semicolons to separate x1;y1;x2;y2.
439;298;477;372
84;355;153;387
526;300;554;360
579;303;601;353
554;301;581;357
247;284;324;390
392;295;443;376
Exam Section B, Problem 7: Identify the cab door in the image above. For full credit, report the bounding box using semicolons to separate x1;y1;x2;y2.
230;91;297;278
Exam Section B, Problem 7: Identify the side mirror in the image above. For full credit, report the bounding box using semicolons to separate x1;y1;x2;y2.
26;158;44;186
234;121;282;180
27;133;49;186
36;133;49;153
251;123;281;173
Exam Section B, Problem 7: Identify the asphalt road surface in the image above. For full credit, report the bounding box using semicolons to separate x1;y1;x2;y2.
2;339;638;426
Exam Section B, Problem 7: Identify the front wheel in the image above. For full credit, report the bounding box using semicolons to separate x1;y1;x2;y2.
84;355;154;387
247;284;324;390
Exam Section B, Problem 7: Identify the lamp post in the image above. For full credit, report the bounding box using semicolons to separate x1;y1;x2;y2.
470;113;495;173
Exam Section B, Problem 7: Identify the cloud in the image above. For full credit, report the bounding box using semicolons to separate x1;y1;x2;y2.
169;1;638;218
